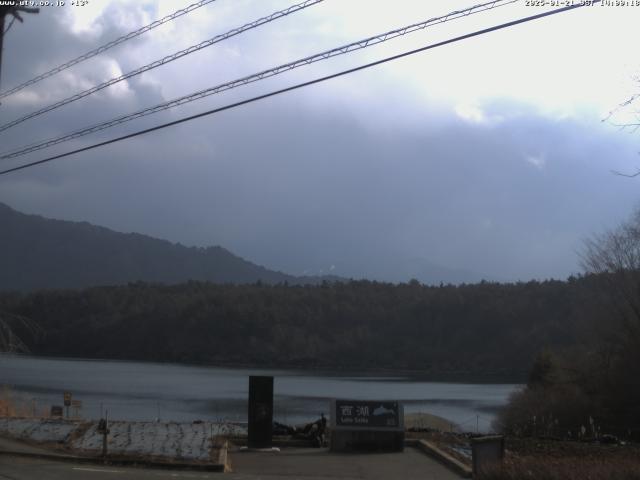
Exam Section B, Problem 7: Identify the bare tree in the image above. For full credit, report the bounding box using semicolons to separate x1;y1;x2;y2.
606;81;640;177
581;208;640;427
582;208;640;321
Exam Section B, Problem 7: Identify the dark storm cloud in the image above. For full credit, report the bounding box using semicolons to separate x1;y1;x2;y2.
0;2;169;152
3;91;638;283
1;1;639;284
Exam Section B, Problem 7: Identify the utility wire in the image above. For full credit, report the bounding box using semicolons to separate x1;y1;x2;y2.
0;1;599;177
0;0;325;133
0;0;217;100
0;0;516;159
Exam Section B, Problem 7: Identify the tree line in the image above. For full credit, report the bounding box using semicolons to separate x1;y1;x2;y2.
0;275;606;379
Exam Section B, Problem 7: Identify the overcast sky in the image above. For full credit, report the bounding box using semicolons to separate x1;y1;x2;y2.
1;0;640;283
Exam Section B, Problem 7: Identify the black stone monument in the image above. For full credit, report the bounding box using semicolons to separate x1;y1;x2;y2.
248;375;274;448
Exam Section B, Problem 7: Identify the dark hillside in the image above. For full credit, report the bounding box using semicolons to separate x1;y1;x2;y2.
0;202;309;290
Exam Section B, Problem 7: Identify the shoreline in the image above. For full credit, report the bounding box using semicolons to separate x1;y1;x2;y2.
0;352;524;384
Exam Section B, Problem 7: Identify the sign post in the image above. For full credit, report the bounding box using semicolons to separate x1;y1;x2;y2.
71;399;82;418
97;410;110;459
63;392;72;419
330;399;404;452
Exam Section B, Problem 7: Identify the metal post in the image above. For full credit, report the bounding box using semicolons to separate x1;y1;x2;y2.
101;409;109;458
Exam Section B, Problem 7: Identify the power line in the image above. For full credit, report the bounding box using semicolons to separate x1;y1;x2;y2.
0;0;325;133
0;0;324;132
0;0;217;101
0;0;517;159
0;2;598;177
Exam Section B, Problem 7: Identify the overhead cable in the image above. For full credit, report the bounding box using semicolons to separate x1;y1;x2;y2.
0;0;517;158
0;1;599;177
0;0;218;100
0;0;325;133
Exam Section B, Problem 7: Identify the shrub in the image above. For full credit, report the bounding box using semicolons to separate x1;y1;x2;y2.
479;456;640;480
494;384;598;438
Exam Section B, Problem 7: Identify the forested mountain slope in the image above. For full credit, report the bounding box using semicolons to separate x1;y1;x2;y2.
1;277;602;378
0;202;314;290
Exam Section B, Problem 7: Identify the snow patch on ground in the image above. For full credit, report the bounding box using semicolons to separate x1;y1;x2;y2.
0;418;80;443
0;417;246;461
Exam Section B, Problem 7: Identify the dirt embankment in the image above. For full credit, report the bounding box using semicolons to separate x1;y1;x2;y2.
405;430;640;479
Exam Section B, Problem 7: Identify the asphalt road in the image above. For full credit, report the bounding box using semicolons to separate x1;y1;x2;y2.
0;448;463;480
0;456;216;480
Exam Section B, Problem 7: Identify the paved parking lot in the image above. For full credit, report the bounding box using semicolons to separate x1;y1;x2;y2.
227;447;463;479
0;437;463;479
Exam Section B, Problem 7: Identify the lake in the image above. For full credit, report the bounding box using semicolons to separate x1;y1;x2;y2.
0;355;519;432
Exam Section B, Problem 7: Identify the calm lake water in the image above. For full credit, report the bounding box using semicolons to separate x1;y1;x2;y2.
1;355;519;432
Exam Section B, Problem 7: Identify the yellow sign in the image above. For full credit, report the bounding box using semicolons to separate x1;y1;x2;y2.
63;391;72;406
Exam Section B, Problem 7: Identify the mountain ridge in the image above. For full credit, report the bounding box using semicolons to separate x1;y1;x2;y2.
0;202;337;291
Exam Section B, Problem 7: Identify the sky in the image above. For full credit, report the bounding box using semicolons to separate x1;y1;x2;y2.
1;0;640;283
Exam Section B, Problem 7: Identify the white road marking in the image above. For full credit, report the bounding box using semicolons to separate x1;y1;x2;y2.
167;474;211;478
163;473;211;478
72;467;125;473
